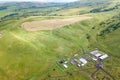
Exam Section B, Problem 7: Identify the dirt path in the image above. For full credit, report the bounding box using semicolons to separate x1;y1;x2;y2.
21;16;92;31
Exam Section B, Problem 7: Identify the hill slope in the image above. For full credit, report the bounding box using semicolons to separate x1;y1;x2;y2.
0;0;120;80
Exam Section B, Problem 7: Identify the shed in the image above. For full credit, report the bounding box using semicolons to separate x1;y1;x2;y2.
79;58;87;65
77;64;81;67
99;54;108;60
90;50;99;54
90;50;102;57
63;64;68;68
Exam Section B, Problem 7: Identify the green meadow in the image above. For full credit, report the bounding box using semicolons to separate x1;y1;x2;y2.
0;0;120;80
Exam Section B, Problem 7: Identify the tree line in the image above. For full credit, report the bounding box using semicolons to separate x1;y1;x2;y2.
99;14;120;36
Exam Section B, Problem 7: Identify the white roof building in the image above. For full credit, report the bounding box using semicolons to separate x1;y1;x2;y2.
90;50;99;54
77;64;81;67
63;64;68;68
81;64;85;66
95;53;102;57
90;50;102;57
79;58;87;65
99;54;108;60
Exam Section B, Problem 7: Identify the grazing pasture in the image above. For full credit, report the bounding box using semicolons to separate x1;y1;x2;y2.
0;0;120;80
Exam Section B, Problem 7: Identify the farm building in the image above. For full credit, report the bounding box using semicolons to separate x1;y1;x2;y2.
99;54;108;60
59;60;68;69
77;64;81;67
90;50;102;57
63;64;68;68
90;50;109;60
79;58;87;66
58;49;109;69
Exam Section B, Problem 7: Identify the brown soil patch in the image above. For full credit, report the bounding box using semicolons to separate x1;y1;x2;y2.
21;16;92;31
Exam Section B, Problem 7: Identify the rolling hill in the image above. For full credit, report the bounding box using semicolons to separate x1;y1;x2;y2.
0;0;120;80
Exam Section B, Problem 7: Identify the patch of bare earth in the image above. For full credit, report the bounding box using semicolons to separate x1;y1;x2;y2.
21;16;92;31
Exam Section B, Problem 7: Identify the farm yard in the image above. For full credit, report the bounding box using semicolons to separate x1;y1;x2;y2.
55;49;114;80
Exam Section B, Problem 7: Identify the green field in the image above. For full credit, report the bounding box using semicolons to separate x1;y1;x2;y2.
0;17;90;80
0;0;120;80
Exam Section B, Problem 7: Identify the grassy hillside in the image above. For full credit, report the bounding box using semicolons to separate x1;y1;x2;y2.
0;16;92;80
96;13;120;58
0;2;65;20
88;13;120;79
0;0;118;19
0;0;120;80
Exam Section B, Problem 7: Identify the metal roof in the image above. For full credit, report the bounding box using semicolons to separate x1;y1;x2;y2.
99;54;108;60
90;50;99;55
90;50;102;57
63;64;68;68
79;58;87;64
